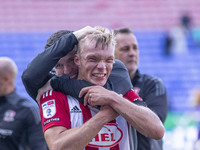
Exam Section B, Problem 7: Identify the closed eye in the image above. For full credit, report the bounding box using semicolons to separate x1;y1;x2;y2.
120;46;129;52
133;45;138;50
88;57;97;62
67;57;74;63
55;64;63;69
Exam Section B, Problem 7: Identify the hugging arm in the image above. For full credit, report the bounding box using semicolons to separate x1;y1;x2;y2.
79;86;165;140
50;59;133;102
21;33;78;100
22;26;104;101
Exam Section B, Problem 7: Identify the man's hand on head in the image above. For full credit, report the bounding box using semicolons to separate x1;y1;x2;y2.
73;26;102;41
36;80;53;104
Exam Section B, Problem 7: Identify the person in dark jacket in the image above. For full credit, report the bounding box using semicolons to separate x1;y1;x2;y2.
0;57;48;150
113;27;168;150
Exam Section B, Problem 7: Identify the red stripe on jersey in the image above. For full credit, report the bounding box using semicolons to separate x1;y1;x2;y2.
40;90;71;133
79;104;92;123
80;105;98;150
65;95;71;128
124;89;143;102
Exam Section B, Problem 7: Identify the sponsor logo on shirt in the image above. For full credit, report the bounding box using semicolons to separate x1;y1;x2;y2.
43;118;60;126
70;106;82;113
88;123;123;148
42;100;56;119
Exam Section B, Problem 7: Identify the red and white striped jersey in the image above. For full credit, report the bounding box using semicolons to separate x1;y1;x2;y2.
40;90;131;150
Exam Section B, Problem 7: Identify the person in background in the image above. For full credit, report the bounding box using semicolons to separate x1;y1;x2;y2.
192;89;200;150
165;13;192;55
0;57;48;150
113;27;168;150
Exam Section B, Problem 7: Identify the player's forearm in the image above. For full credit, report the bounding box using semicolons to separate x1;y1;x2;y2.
47;112;109;150
109;92;165;140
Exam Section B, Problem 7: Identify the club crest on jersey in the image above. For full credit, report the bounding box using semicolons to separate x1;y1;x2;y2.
3;110;16;122
88;123;123;148
133;87;140;94
42;100;56;119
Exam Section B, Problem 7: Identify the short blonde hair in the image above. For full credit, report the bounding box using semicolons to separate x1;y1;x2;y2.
77;26;116;56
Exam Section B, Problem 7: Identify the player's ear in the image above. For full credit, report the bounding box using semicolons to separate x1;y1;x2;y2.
74;54;80;66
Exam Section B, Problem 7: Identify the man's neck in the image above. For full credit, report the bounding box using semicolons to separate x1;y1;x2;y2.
3;86;14;96
129;71;136;81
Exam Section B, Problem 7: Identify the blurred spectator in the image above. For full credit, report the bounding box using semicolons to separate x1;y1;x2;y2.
165;13;192;55
190;88;200;150
0;57;48;150
192;27;200;48
193;89;200;149
113;27;168;150
193;90;200;108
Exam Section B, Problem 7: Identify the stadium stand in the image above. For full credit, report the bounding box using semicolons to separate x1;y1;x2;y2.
0;0;200;111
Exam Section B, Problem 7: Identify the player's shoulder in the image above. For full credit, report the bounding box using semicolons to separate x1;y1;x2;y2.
41;90;66;100
40;90;67;109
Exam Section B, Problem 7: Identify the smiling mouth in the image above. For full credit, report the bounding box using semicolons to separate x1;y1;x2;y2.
93;73;106;77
